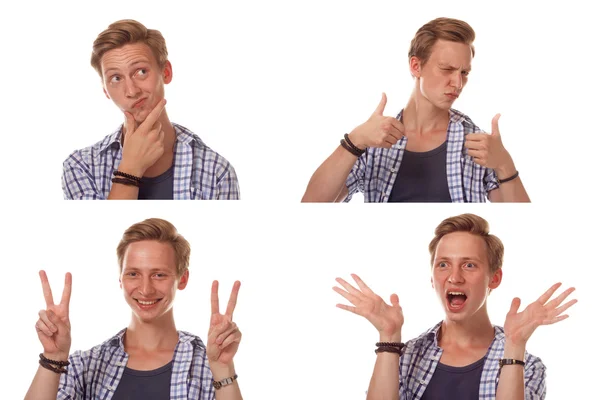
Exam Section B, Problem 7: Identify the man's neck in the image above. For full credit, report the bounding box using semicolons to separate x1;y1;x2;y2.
438;312;495;349
403;87;450;136
125;312;179;353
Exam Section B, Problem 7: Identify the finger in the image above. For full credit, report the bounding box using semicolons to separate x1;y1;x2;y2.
335;277;363;297
60;273;72;311
216;323;239;344
220;331;242;349
545;287;576;309
508;297;521;315
465;133;485;142
383;137;397;147
210;320;233;339
124;112;137;136
39;270;55;307
351;274;374;295
537;282;562;304
544;314;570;325
38;310;57;333
551;298;578;318
372;93;387;116
390;119;405;136
390;293;400;307
36;319;54;337
467;149;485;159
335;303;358;314
464;140;485;150
491;113;501;136
225;281;241;317
332;286;360;305
139;98;167;131
211;280;219;315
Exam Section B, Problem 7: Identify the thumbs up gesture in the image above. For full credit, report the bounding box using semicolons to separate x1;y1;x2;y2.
465;114;514;172
347;93;405;150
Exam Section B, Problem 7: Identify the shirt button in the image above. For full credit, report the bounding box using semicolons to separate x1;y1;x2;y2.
419;379;427;385
390;168;397;173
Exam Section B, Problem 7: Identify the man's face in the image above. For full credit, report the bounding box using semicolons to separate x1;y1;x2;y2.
431;232;501;323
413;39;472;110
120;240;188;323
101;42;172;124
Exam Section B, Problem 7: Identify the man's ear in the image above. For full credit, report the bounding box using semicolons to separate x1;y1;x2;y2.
489;268;503;291
103;86;111;100
409;56;422;78
162;60;173;84
177;269;189;290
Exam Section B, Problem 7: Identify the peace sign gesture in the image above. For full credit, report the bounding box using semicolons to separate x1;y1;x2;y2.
35;271;72;361
503;282;577;347
206;280;242;365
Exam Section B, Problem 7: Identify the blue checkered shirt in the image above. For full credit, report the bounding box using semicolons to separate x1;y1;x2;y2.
57;329;214;400
62;123;240;200
398;322;546;399
345;109;499;202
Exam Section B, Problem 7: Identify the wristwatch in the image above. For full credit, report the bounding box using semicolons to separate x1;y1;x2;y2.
499;358;525;368
213;374;238;390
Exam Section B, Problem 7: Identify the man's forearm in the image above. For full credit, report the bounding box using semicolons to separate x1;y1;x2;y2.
211;362;243;400
495;341;526;400
24;366;62;400
366;352;401;400
302;145;358;202
491;160;530;202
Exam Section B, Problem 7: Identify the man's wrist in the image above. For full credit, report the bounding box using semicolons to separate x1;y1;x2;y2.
494;157;517;180
117;161;144;178
503;339;526;360
209;360;236;381
347;130;367;150
42;351;70;363
379;332;402;343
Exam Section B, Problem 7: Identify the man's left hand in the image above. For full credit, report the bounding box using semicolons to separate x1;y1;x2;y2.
465;114;516;177
207;280;242;368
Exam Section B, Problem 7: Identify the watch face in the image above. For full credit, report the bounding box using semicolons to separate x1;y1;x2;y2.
213;381;222;389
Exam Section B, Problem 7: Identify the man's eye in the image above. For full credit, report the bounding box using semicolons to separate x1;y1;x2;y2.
465;262;476;268
136;69;147;77
110;75;121;83
462;71;470;76
439;262;448;268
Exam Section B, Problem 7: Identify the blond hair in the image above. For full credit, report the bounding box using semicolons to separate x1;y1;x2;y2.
408;17;475;65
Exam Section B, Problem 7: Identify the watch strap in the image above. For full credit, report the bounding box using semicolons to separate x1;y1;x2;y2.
212;373;238;390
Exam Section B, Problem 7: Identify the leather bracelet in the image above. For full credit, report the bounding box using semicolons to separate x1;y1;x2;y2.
376;342;404;349
39;359;67;374
213;374;238;390
499;358;525;369
340;138;363;157
375;346;403;355
498;170;519;184
39;353;70;367
113;170;142;183
111;177;140;187
343;133;366;155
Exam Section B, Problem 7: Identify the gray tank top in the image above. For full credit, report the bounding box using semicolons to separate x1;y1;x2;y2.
421;356;485;400
138;166;175;200
111;361;173;400
387;141;452;202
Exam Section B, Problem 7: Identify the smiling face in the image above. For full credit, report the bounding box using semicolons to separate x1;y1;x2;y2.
120;240;188;324
431;232;502;323
100;42;172;124
410;39;472;110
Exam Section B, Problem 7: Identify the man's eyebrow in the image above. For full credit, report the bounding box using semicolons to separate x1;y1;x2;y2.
438;63;471;71
103;60;151;76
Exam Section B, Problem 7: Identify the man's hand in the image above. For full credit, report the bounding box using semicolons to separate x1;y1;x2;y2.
119;99;167;177
465;114;517;178
503;283;577;347
36;271;72;361
207;281;242;367
347;93;405;150
334;274;404;342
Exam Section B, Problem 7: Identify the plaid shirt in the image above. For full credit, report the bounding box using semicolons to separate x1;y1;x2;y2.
399;322;546;399
62;123;240;200
57;329;214;400
345;109;499;202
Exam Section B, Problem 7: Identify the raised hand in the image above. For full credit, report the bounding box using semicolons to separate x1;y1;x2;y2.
119;98;167;177
334;274;404;342
36;271;72;361
503;283;577;347
207;281;242;366
347;93;405;150
465;114;515;173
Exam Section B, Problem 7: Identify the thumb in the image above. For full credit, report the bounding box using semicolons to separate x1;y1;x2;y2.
508;297;521;315
124;112;136;136
390;293;400;307
372;92;387;116
491;113;501;136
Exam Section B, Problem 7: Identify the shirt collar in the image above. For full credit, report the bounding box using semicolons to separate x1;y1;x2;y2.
395;108;467;124
98;122;195;153
424;321;504;343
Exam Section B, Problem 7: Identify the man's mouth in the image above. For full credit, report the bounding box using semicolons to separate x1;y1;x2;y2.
132;98;147;108
446;291;467;310
134;298;161;306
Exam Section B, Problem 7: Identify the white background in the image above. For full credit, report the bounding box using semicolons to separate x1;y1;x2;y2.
0;0;598;399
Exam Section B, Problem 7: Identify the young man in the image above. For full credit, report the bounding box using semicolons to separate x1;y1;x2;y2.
25;218;243;399
302;18;529;203
62;20;240;200
334;214;576;399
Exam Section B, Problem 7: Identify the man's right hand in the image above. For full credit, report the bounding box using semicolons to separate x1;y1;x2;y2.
347;93;405;150
334;274;404;342
36;271;72;361
119;98;167;177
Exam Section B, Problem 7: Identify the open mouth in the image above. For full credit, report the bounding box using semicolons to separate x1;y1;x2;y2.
446;291;467;311
134;298;162;307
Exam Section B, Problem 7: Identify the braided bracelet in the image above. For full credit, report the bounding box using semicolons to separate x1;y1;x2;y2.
39;353;70;367
340;138;363;157
111;177;140;187
39;359;67;374
343;133;366;155
113;170;142;183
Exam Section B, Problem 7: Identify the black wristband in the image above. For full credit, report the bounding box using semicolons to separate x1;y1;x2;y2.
499;358;525;369
498;170;519;184
39;353;70;367
376;342;404;349
340;138;363;157
111;177;140;187
343;133;366;155
113;170;142;183
39;359;67;374
375;346;403;355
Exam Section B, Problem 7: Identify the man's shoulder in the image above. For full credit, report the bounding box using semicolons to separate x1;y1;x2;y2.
449;108;483;134
63;127;122;167
69;329;126;364
178;330;208;350
173;123;236;171
403;322;442;352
